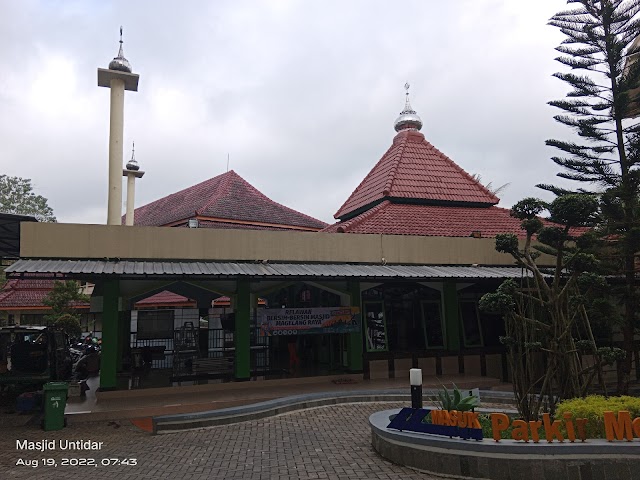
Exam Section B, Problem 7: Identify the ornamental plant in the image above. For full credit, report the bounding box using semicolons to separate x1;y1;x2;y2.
480;196;619;421
432;384;479;412
555;395;640;438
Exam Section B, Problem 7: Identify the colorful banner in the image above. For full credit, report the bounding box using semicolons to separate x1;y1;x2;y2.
258;307;361;336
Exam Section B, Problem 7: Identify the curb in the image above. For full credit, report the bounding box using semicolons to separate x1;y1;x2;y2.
151;389;514;434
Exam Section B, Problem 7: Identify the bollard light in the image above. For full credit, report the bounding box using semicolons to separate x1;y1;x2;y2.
409;368;423;409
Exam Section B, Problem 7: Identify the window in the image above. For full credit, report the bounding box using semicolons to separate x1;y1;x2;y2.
459;301;483;347
136;310;174;339
364;301;388;352
421;301;445;348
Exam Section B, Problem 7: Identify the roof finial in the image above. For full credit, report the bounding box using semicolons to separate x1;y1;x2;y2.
109;26;132;73
126;140;139;171
394;82;422;132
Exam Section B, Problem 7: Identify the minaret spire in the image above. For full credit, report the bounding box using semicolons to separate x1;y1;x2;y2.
394;82;423;132
126;141;139;171
109;26;132;73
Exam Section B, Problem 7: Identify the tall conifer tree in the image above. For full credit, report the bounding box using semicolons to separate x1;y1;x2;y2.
543;0;640;392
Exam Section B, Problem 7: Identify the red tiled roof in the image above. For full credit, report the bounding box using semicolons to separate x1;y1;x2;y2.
135;290;195;307
176;220;310;232
334;129;499;220
131;170;327;231
0;278;89;310
323;201;533;238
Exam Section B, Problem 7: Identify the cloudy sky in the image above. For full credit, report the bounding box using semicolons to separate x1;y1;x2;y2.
1;0;580;225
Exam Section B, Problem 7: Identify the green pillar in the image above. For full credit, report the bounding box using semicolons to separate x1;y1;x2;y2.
347;281;363;372
100;278;120;390
116;310;129;372
443;280;460;351
235;279;250;380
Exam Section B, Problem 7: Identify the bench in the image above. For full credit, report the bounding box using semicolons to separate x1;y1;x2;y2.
192;357;234;380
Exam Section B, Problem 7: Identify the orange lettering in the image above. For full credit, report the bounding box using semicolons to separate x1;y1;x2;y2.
449;410;459;427
431;410;445;425
491;413;510;442
632;417;640;438
604;411;632;441
542;413;564;443
528;420;542;443
575;418;587;442
511;420;529;442
563;412;576;442
465;412;481;429
458;412;468;428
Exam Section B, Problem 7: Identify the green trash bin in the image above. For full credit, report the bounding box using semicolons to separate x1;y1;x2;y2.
43;382;68;431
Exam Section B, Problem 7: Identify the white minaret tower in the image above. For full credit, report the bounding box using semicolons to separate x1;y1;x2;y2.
98;27;139;225
123;141;144;225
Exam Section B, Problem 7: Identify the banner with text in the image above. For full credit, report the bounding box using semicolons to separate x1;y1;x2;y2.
258;307;361;336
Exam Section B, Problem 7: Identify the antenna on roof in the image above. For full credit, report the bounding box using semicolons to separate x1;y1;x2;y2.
227;153;230;173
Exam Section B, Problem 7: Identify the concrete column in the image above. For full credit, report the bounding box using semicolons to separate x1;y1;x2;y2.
107;78;125;225
348;281;363;372
125;174;136;225
234;279;251;380
100;278;120;390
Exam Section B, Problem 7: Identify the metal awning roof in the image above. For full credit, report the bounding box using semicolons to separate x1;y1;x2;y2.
0;213;37;259
5;259;528;280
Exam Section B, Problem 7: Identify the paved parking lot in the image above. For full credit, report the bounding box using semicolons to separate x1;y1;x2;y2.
0;402;455;479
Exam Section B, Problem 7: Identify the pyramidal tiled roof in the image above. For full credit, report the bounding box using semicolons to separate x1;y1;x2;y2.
334;129;499;220
132;170;327;231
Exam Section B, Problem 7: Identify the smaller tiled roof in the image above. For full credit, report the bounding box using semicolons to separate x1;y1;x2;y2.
131;170;327;231
324;201;532;238
335;129;499;220
135;290;195;307
182;220;307;232
0;277;89;310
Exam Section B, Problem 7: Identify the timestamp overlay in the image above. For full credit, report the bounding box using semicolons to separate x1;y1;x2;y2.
1;422;146;479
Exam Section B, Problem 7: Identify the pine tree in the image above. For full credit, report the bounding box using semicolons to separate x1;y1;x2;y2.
542;0;640;393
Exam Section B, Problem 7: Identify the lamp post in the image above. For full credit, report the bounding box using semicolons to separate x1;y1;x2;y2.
410;368;423;409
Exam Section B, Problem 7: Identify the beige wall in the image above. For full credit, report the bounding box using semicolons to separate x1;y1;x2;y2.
20;223;554;266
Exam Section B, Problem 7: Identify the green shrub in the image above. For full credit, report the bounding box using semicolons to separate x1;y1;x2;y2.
555;395;640;438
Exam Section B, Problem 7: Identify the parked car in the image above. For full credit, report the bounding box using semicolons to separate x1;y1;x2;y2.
0;326;72;388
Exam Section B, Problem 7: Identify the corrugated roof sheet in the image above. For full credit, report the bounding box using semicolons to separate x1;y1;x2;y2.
6;259;529;280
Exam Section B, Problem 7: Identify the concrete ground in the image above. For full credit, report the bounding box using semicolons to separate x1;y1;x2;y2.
66;374;503;422
0;375;508;478
1;402;458;479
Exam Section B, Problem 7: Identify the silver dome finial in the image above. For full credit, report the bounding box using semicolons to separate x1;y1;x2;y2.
394;82;422;132
126;141;139;171
108;26;133;73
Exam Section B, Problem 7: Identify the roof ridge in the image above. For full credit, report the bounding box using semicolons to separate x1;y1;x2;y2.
420;138;499;204
382;133;409;196
334;142;399;219
337;200;390;232
132;173;226;221
196;170;237;215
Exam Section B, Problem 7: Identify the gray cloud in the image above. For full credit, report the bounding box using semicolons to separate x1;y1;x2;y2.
0;0;580;225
